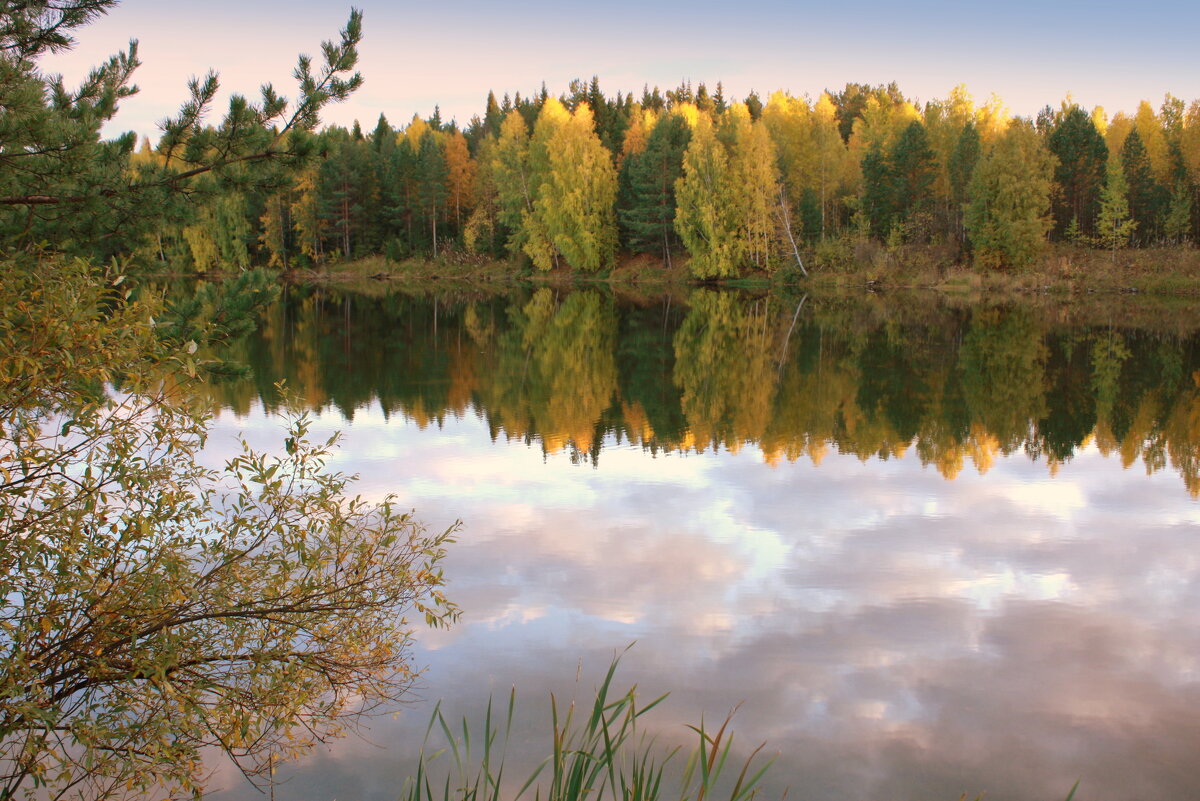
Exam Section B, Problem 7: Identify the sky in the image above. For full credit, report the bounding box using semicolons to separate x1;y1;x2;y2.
43;0;1199;143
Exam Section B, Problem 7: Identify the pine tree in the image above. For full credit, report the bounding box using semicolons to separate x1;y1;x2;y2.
948;122;981;246
371;113;394;152
619;112;690;264
0;4;363;261
889;120;936;239
860;146;894;238
484;90;503;136
745;91;763;121
1046;104;1108;237
319;131;376;259
416;132;449;257
1121;128;1160;244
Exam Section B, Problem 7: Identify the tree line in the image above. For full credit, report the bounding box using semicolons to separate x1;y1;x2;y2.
120;80;1200;277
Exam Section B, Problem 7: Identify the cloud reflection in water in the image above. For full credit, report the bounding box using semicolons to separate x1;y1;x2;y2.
203;400;1200;801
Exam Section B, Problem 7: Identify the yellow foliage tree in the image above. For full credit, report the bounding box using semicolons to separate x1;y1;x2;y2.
674;114;741;278
619;104;656;165
1182;100;1200;186
1134;100;1171;184
491;110;536;257
443;129;476;230
533;103;619;272
290;164;323;263
727;106;781;270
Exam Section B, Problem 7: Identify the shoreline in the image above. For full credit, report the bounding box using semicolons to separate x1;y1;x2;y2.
257;242;1200;298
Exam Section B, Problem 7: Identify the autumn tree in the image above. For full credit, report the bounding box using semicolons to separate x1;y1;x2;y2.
1096;155;1137;256
811;93;853;238
965;119;1057;269
443;129;476;232
726;105;781;269
491;110;538;260
674;114;741;278
762;91;822;243
531;102;619;272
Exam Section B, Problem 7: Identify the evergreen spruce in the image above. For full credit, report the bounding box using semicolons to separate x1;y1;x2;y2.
948;121;981;247
889;120;937;239
860;146;894;238
1121;128;1160;244
618;113;691;266
1046;104;1108;237
416;132;449;257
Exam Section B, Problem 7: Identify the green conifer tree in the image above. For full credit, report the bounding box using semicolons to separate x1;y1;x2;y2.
889;120;937;240
1121;128;1160;245
1046;104;1108;237
948;122;981;247
417;132;449;257
619;113;691;266
860;146;894;238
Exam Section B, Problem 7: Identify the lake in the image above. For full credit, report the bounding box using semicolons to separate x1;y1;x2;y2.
203;283;1200;801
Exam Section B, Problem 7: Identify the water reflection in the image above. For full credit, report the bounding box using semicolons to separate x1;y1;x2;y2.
210;285;1200;494
201;286;1200;801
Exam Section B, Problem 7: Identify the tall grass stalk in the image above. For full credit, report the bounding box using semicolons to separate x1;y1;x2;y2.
401;655;773;801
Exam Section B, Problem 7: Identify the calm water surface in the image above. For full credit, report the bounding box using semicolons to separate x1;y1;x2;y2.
204;286;1200;801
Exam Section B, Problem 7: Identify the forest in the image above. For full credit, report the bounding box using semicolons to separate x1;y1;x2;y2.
55;79;1200;279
